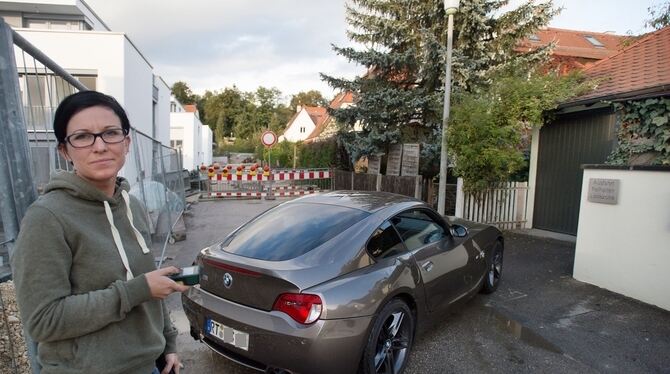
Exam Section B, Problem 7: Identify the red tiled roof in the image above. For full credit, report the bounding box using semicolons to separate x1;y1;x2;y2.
329;91;354;109
570;26;670;104
516;27;626;60
304;106;329;139
184;104;197;113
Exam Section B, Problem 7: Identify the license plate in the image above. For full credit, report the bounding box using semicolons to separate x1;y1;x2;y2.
205;318;249;351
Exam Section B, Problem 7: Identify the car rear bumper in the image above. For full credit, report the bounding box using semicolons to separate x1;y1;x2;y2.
182;285;373;374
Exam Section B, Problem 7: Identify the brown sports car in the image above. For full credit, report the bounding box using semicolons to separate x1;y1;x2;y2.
182;191;504;374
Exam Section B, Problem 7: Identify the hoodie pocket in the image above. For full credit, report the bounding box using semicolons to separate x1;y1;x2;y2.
38;338;76;367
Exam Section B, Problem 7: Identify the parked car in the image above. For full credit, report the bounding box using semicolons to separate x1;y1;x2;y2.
182;191;504;374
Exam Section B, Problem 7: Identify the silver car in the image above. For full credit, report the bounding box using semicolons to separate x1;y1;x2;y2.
182;191;504;374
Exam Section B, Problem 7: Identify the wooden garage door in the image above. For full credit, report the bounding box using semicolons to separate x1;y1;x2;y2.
533;108;617;235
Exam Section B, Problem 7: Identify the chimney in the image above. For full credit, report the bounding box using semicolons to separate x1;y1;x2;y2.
296;105;302;113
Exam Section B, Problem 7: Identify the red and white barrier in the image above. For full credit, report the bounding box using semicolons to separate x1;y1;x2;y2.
206;169;330;199
209;190;318;198
211;170;330;182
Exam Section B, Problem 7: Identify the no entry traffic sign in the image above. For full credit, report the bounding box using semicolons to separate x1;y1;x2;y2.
261;130;277;147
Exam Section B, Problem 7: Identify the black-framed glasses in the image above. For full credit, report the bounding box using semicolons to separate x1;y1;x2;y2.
65;128;128;148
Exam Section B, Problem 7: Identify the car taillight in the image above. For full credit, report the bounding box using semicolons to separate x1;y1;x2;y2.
272;293;322;324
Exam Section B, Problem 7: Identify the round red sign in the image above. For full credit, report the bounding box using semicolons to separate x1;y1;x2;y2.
261;130;277;147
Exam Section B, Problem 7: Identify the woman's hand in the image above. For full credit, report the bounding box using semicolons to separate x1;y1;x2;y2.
162;353;182;374
145;267;189;299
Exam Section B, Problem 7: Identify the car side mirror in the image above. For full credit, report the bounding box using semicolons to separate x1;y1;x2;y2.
450;224;468;238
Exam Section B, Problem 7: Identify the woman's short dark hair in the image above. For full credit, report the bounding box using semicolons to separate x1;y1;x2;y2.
53;90;131;144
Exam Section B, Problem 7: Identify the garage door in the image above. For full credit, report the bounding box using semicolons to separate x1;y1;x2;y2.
533;108;617;235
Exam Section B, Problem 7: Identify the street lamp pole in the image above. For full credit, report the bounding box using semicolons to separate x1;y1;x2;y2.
437;0;459;215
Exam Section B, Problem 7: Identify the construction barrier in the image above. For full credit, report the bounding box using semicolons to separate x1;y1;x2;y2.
207;169;331;199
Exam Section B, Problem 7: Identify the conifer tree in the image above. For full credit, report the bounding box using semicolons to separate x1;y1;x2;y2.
322;0;556;173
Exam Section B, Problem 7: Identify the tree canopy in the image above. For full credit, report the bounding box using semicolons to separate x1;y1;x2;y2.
647;1;670;29
289;90;329;110
171;81;198;105
169;82;295;149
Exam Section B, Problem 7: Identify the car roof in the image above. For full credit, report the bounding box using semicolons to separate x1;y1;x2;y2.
287;190;423;213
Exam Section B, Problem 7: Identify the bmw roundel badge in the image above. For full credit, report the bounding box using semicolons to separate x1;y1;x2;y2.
223;273;233;288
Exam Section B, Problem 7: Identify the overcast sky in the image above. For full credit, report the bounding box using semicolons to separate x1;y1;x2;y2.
86;0;659;101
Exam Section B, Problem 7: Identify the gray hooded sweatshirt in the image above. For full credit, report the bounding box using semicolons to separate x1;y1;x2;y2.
11;171;177;374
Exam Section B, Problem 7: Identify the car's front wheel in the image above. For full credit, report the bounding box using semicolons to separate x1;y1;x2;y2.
360;299;414;374
482;240;503;294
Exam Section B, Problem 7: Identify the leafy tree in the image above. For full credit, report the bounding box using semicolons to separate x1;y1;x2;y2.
171;81;207;132
171;81;197;104
448;68;594;192
253;87;289;134
201;87;245;140
289;90;329;110
647;1;670;29
322;0;574;188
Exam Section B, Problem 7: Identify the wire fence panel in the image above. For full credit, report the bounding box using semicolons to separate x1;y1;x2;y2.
128;130;185;266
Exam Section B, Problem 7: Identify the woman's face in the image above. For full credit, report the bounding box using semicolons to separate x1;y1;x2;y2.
58;105;130;190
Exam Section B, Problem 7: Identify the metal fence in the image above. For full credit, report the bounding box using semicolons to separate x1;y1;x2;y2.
0;19;184;373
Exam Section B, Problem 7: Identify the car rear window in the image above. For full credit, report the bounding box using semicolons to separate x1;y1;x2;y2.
221;202;369;261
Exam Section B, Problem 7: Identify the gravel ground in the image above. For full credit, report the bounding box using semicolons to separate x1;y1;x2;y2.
0;281;30;374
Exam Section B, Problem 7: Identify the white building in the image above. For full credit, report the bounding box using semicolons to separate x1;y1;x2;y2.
0;0;172;182
170;98;213;170
280;105;328;142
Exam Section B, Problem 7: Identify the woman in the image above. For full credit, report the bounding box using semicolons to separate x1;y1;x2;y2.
11;91;188;374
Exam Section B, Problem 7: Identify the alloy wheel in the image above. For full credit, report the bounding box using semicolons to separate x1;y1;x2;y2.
373;310;411;374
488;249;502;287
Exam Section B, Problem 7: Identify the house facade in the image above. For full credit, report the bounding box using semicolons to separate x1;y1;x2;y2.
170;99;213;170
1;0;172;183
280;105;328;142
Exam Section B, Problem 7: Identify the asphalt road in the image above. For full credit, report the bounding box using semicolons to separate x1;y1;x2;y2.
162;198;670;374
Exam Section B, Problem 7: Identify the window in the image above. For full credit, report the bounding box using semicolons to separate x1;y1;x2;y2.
300;126;305;133
367;221;406;259
170;102;177;112
222;203;369;261
25;18;85;30
584;35;604;47
76;76;96;90
170;140;182;149
392;209;446;251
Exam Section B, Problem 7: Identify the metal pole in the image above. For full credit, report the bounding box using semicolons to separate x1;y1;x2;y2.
437;12;455;215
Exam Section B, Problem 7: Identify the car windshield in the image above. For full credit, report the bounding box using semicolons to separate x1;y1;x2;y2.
221;202;369;261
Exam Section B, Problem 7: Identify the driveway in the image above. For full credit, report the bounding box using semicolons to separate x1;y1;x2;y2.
163;198;670;373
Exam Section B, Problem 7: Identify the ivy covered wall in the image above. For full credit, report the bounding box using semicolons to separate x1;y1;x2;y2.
608;97;670;166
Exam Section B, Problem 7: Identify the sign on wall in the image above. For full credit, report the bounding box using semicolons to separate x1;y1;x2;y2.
587;178;620;205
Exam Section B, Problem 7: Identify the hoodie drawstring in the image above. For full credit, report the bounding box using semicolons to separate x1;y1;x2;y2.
104;191;151;281
104;201;134;281
121;190;151;255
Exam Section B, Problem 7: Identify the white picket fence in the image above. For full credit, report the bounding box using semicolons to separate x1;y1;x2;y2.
455;178;529;230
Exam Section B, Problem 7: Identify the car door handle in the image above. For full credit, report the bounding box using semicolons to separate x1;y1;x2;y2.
422;261;434;272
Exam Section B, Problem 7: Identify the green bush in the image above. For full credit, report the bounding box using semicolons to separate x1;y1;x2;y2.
254;139;338;169
216;137;256;155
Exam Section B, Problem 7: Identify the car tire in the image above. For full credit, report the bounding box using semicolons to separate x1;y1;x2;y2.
482;240;503;294
360;299;414;374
